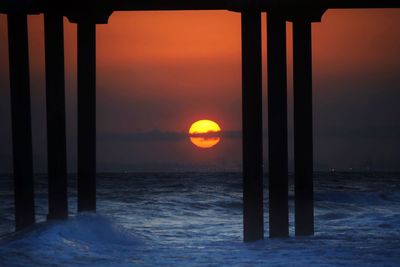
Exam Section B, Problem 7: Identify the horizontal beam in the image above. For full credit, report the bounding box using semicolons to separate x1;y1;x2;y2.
1;0;400;15
321;0;400;9
112;0;400;10
112;0;230;11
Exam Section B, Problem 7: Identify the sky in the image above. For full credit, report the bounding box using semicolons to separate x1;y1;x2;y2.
1;9;400;172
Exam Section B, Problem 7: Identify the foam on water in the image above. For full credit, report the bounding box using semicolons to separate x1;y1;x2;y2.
0;172;399;266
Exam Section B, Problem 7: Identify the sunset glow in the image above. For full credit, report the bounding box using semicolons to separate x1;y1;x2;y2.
189;120;221;148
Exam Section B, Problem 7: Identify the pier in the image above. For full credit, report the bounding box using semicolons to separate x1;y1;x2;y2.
1;0;399;241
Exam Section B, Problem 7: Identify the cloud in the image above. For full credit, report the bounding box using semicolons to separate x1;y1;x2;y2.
317;126;400;139
97;130;243;143
66;126;400;144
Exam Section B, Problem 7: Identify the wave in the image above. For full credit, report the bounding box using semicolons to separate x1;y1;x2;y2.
0;214;141;267
315;191;400;205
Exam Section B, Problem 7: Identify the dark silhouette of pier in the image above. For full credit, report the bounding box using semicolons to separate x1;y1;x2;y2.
1;0;399;241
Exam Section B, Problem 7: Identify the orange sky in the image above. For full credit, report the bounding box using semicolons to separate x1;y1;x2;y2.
1;10;400;130
1;9;400;171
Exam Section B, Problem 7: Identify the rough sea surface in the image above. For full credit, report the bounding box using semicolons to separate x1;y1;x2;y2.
0;172;399;266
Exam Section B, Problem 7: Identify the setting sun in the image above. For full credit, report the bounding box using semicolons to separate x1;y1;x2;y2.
189;120;221;148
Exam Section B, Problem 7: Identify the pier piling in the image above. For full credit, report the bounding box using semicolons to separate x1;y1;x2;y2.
44;13;69;220
241;10;264;242
77;20;97;212
293;18;314;236
7;13;35;230
267;12;289;238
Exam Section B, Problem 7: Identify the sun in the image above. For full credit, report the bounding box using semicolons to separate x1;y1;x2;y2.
189;120;221;148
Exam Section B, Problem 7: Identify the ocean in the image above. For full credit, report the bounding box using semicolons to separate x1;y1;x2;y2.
0;172;399;266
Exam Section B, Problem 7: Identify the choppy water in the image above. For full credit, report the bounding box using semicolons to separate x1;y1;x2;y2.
0;172;399;266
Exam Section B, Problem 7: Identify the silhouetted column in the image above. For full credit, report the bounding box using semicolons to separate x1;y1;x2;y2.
241;10;264;242
267;13;289;238
44;13;68;220
77;20;96;212
293;18;314;236
7;14;35;230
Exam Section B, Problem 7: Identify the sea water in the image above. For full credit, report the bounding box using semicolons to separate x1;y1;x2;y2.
0;172;399;266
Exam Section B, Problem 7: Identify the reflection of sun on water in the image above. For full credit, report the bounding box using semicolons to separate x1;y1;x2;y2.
189;120;221;149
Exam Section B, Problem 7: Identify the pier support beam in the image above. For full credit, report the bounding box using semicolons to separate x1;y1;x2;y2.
267;13;289;238
77;20;97;212
7;14;35;230
241;10;264;242
293;18;314;236
44;13;68;220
